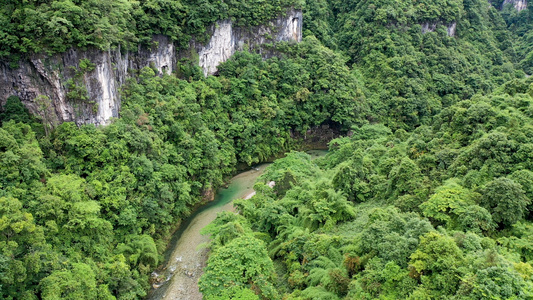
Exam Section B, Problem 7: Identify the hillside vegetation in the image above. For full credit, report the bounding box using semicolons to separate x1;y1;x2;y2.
1;0;533;299
0;0;299;59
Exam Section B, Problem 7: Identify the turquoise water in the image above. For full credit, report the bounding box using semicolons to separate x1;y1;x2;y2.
147;150;328;299
147;164;269;300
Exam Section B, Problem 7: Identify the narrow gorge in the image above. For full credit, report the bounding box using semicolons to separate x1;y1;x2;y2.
2;0;533;299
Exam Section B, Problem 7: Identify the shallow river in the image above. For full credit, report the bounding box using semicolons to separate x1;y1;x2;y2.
146;150;327;300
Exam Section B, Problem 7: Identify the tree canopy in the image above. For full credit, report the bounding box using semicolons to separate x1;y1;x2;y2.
2;0;533;298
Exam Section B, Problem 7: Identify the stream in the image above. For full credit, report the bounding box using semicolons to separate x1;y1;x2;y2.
146;150;327;300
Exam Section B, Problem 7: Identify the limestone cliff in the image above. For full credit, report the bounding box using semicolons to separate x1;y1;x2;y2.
502;0;527;11
196;8;303;76
421;22;457;37
0;9;302;126
0;35;175;127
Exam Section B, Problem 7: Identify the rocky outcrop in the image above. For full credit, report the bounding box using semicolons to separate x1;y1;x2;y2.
0;35;175;126
196;8;303;76
421;22;457;37
502;0;527;11
201;187;215;202
0;9;302;126
447;22;457;37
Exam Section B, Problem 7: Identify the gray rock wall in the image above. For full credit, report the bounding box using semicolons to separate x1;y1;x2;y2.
0;35;175;126
502;0;527;11
197;8;303;76
0;9;302;126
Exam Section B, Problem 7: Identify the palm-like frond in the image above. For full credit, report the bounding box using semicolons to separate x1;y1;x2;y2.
301;286;340;300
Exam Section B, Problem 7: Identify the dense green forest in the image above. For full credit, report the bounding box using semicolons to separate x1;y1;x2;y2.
0;0;300;63
2;0;533;299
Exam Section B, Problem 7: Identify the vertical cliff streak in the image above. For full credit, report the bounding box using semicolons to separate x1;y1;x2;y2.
503;0;527;11
0;40;176;126
149;42;176;76
95;61;116;125
198;9;303;76
447;22;457;37
30;58;70;122
421;22;457;37
291;17;300;41
199;21;236;77
0;9;303;126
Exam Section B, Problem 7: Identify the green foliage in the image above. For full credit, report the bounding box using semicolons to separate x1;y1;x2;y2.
0;0;298;60
356;207;434;268
201;212;253;248
349;258;416;299
409;231;464;296
420;179;493;233
78;58;95;72
0;121;48;194
41;263;113;300
207;286;260;300
499;222;533;262
306;251;349;296
0;37;365;296
3;0;533;298
410;231;463;275
308;0;519;129
209;75;533;298
480;177;530;227
1;96;33;125
259;151;319;184
199;235;277;299
0;196;45;299
219;36;368;134
466;266;529;299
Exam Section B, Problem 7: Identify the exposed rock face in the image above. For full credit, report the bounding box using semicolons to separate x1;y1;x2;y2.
503;0;527;11
447;22;457;37
421;22;457;37
421;22;437;34
199;21;235;77
0;35;175;126
0;9;302;126
201;187;216;202
197;8;303;76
